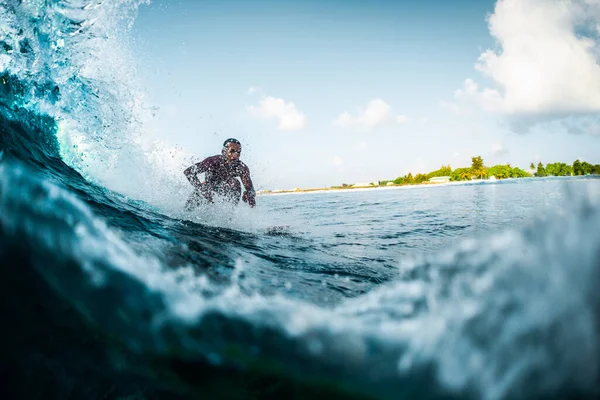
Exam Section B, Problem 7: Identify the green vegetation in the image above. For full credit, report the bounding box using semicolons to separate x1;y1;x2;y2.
573;160;597;175
533;160;600;177
486;164;531;179
470;156;487;179
427;165;452;179
392;172;429;185
337;157;600;188
262;157;599;195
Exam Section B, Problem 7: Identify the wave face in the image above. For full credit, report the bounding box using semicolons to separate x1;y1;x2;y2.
1;1;600;400
0;0;191;210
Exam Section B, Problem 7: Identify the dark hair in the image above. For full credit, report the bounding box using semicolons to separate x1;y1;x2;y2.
223;138;241;148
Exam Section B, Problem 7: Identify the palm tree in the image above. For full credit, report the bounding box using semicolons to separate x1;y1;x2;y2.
475;168;487;179
459;169;472;180
471;156;487;179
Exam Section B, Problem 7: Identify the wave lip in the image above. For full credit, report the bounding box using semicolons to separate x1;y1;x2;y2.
1;0;192;210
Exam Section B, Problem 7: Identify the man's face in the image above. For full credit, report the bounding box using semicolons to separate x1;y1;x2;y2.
223;142;241;162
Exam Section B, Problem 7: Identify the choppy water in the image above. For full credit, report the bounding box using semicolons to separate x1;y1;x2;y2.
1;1;599;399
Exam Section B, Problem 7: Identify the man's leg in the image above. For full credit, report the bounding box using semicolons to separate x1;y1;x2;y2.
222;178;242;203
184;185;214;211
184;190;203;211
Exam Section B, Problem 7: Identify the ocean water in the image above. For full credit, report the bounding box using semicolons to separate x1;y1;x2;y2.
1;1;600;399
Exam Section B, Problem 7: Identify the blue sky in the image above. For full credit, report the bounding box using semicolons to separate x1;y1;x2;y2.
130;0;600;190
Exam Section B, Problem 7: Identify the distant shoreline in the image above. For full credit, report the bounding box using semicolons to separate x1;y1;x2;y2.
257;180;469;196
256;175;599;196
257;158;600;196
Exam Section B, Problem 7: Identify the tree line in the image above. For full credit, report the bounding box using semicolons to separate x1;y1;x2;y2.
534;160;600;177
335;157;600;188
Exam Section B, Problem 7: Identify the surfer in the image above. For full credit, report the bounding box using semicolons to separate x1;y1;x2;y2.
183;138;256;210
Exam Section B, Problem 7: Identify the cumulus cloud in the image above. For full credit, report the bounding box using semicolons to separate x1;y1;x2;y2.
396;114;409;125
334;112;354;128
453;79;504;113
333;99;395;130
246;96;306;130
246;86;261;94
534;114;600;135
452;0;600;132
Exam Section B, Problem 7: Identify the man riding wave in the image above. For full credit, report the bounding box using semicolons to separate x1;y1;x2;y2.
183;138;256;210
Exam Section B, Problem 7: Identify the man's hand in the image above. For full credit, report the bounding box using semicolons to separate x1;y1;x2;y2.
242;191;256;207
194;180;206;191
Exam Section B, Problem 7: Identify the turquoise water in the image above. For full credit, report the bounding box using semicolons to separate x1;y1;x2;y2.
263;177;597;259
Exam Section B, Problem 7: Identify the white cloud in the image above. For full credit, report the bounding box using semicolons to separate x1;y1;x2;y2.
396;114;409;125
246;86;261;95
454;79;504;113
331;156;344;167
452;0;600;131
246;96;306;130
333;99;394;130
355;141;368;149
334;112;354;128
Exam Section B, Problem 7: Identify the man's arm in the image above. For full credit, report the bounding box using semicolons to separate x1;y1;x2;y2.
240;164;256;207
183;159;210;190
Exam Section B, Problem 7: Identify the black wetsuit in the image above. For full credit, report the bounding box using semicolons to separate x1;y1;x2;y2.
184;155;255;209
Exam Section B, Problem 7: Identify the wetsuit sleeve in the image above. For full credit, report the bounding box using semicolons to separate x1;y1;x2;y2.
183;158;212;190
240;164;256;207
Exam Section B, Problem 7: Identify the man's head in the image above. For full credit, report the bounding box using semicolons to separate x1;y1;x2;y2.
222;138;242;162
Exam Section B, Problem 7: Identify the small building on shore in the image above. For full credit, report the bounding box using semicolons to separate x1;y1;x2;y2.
429;176;451;183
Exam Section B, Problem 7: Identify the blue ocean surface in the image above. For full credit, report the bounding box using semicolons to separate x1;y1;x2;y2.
1;1;599;399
